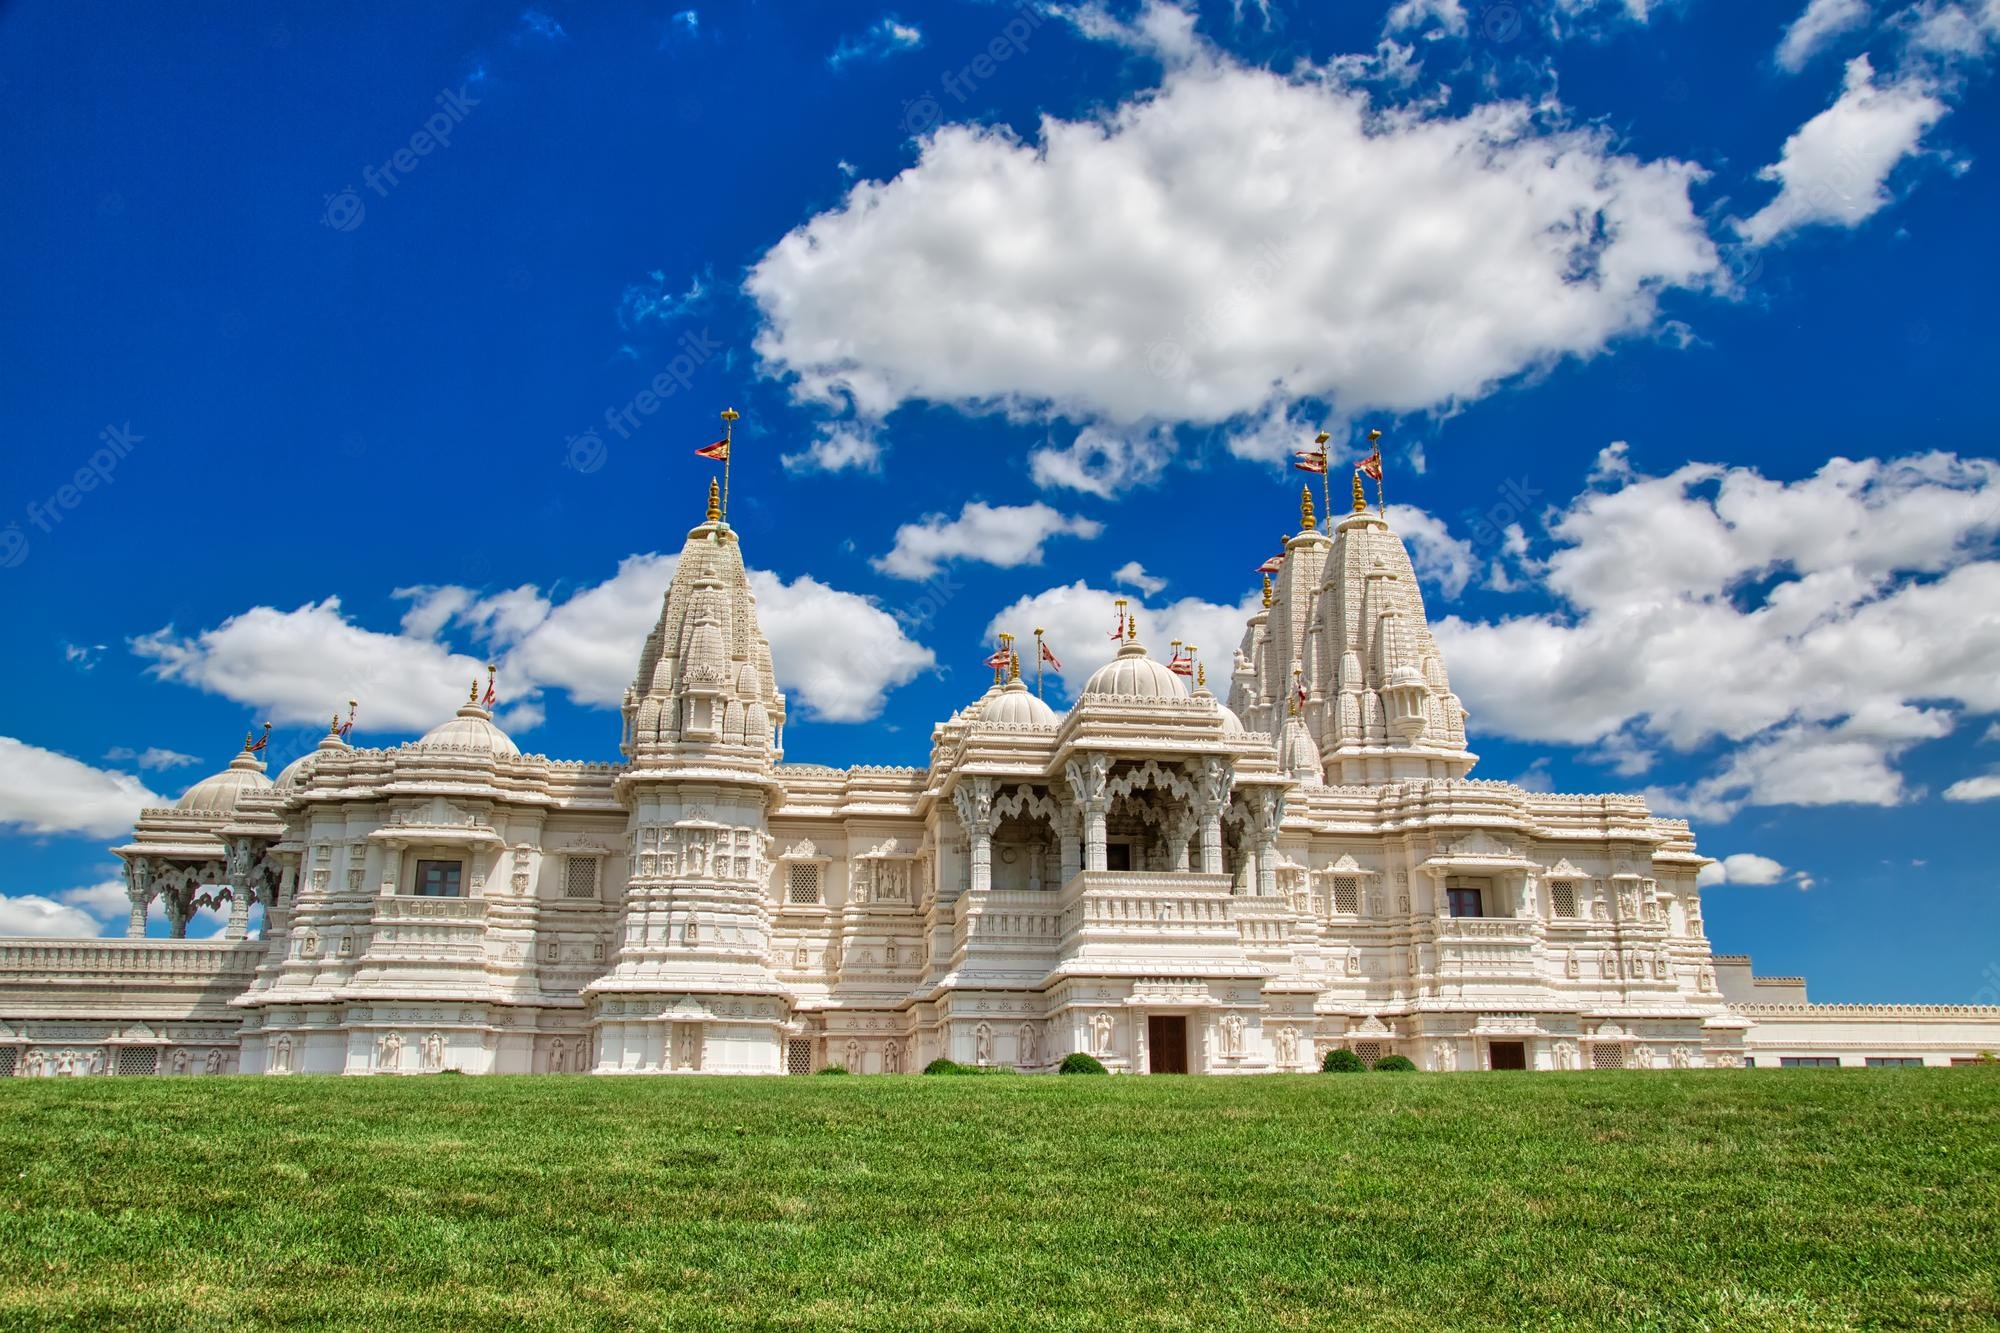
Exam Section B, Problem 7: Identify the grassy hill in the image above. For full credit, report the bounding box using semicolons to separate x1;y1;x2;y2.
2;1069;1995;1330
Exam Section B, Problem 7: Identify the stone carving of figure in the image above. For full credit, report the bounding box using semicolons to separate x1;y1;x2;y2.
845;1039;862;1070
171;1049;190;1075
1565;948;1580;979
1018;1024;1039;1068
883;1040;902;1074
1554;1040;1576;1071
205;1049;224;1075
1221;1013;1244;1058
87;1050;104;1076
22;1050;43;1077
272;1036;293;1074
1275;1025;1298;1067
1091;1012;1115;1057
1432;1041;1456;1073
1345;947;1361;977
424;1032;446;1072
973;1024;992;1066
1698;963;1716;993
1671;1045;1693;1070
549;1039;567;1074
379;1031;403;1071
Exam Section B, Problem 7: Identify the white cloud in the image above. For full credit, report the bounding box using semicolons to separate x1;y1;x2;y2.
1385;504;1477;599
829;14;923;67
1736;55;1947;245
1777;0;1872;71
747;26;1719;434
1697;852;1790;886
58;878;130;917
102;746;199;771
874;502;1103;580
748;571;936;722
1030;426;1176;498
1899;0;2000;63
0;894;104;937
1113;561;1168;596
1944;769;2000;801
984;581;1260;699
0;738;164;838
1384;0;1468;37
133;600;490;733
782;423;883;474
1432;448;2000;819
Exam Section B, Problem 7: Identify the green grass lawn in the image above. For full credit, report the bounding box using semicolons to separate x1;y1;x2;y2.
2;1070;1996;1330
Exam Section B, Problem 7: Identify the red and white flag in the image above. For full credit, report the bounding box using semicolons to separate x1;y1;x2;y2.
1292;449;1327;474
1039;640;1063;672
1357;446;1383;481
1167;654;1194;677
1256;554;1283;575
694;438;730;461
1108;607;1126;640
983;649;1010;670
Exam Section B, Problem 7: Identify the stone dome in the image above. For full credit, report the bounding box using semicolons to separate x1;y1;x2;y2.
1081;639;1188;701
978;679;1060;727
1195;686;1246;734
278;730;353;787
413;702;519;757
176;752;273;814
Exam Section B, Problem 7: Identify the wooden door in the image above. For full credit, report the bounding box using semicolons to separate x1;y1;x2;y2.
1489;1040;1527;1071
1148;1016;1188;1074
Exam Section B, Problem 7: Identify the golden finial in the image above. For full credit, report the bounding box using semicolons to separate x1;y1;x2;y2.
1368;427;1383;443
1315;430;1331;446
1261;573;1275;608
1128;612;1139;640
1301;484;1316;532
243;729;255;751
329;713;341;735
1197;662;1207;687
1351;470;1367;513
720;407;740;424
705;476;721;522
469;680;479;703
1009;651;1022;682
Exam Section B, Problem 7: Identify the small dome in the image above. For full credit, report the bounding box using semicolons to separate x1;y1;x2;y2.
413;702;519;757
176;752;273;814
1081;639;1188;701
1280;714;1325;784
278;731;352;788
1196;688;1246;735
978;679;1060;727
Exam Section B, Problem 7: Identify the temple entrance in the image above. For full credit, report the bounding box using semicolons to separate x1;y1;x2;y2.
1147;1016;1188;1074
1489;1041;1527;1071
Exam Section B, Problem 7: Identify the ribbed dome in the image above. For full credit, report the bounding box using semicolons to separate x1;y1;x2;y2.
176;752;273;814
978;679;1060;727
278;731;352;787
1081;639;1188;700
413;703;519;757
1196;687;1246;734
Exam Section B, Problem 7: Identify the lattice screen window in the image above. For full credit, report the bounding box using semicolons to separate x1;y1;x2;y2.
786;1039;813;1075
1549;880;1578;919
1591;1044;1626;1070
116;1047;158;1076
0;1047;17;1077
564;855;601;900
1333;876;1361;915
1354;1041;1384;1067
787;862;822;906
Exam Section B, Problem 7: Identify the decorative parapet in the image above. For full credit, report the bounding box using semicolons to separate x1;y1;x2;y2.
0;939;262;981
1740;1003;2000;1017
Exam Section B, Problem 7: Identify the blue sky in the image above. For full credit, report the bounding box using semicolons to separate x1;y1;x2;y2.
2;0;1997;1002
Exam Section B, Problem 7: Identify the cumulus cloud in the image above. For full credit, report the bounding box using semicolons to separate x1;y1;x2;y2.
1944;769;2000;801
134;555;935;733
1384;0;1468;38
0;738;164;837
1899;0;2000;63
1030;426;1176;498
1385;504;1477;600
874;502;1103;580
1777;0;1872;71
747;21;1720;436
1696;852;1790;886
1736;55;1947;245
983;581;1261;699
0;894;104;937
1113;561;1168;596
102;746;199;771
829;14;922;67
1433;448;2000;820
782;423;883;474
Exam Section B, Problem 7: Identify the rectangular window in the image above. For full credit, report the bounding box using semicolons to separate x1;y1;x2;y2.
1333;876;1361;915
1354;1041;1384;1067
0;1047;19;1077
1549;880;1578;918
1447;887;1485;918
1590;1044;1626;1070
414;859;463;898
1779;1056;1841;1068
564;856;600;900
1105;842;1133;872
787;862;822;906
116;1047;158;1076
1865;1057;1924;1067
786;1039;813;1075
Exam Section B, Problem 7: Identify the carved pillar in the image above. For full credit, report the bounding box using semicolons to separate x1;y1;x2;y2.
1194;757;1231;876
1251;789;1284;898
163;875;191;939
123;857;154;938
1167;807;1195;873
225;837;255;939
952;778;997;894
1065;754;1111;873
1058;808;1082;884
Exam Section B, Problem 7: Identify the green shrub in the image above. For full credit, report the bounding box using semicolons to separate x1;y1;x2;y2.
1373;1054;1417;1072
1322;1048;1366;1073
1058;1052;1108;1075
815;1064;850;1076
923;1058;963;1075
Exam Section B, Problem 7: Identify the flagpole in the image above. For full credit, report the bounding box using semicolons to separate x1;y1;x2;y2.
1033;627;1045;699
719;408;740;522
1315;430;1332;530
1368;427;1385;516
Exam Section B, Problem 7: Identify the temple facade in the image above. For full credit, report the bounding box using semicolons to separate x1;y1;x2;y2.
4;483;1996;1078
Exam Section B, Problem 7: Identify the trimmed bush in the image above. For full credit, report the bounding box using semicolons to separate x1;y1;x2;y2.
1373;1054;1418;1072
923;1058;963;1075
815;1064;850;1076
1322;1048;1366;1073
1058;1052;1108;1075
